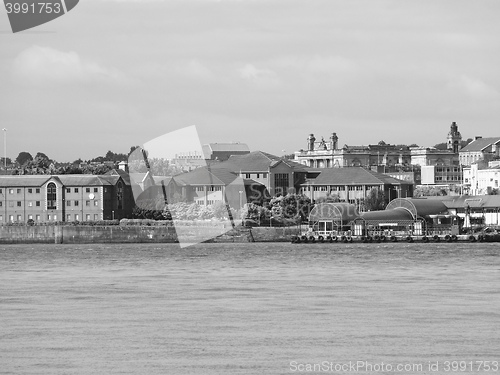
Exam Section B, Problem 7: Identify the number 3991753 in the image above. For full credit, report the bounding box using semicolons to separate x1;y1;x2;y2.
5;2;62;14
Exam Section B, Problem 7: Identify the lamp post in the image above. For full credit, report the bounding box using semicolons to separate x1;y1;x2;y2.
2;128;6;169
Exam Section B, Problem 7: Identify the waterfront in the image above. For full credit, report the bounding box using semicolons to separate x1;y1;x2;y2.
1;243;499;374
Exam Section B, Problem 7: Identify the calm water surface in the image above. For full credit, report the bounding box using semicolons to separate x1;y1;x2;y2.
1;243;499;374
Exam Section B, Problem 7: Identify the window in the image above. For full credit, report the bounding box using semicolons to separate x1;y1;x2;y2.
28;201;33;207
74;200;79;206
66;200;71;207
66;188;71;193
86;188;91;193
53;215;57;221
94;214;99;221
16;189;21;194
17;215;22;222
28;188;32;194
86;214;91;221
28;214;33;220
262;173;267;178
86;201;90;206
0;188;2;193
67;214;71;221
36;214;40;221
75;214;79;221
9;189;13;194
274;173;289;193
0;202;2;207
47;183;57;209
94;188;98;192
47;214;51;221
196;186;204;192
9;215;13;222
36;201;40;207
117;181;124;209
94;200;99;206
36;188;40;193
74;188;79;193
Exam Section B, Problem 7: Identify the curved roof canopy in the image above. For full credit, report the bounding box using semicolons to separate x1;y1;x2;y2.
309;203;360;223
385;198;448;219
361;208;414;221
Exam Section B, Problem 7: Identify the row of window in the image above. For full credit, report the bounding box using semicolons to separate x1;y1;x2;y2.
194;186;223;192
66;200;100;207
66;187;99;193
303;185;381;192
0;187;101;195
243;173;268;179
0;200;100;208
0;213;102;222
0;201;41;207
0;188;41;194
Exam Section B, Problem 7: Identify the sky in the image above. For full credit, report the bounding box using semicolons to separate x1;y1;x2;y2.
1;0;500;162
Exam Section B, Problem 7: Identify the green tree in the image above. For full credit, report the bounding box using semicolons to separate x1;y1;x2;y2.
15;151;33;166
364;188;386;211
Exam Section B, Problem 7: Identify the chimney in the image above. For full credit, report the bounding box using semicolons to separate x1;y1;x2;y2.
118;161;128;172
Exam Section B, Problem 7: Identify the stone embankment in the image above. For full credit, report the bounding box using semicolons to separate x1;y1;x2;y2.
0;225;301;244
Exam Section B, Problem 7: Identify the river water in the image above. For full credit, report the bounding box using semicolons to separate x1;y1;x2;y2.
1;243;499;375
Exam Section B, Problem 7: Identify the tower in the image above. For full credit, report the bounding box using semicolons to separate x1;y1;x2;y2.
447;121;462;153
330;132;338;150
307;134;316;151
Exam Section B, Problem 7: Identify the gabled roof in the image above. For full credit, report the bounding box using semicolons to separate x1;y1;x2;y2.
440;195;500;209
173;166;239;186
105;169;131;185
212;151;308;173
460;137;500;152
57;175;117;186
0;175;53;187
303;167;409;185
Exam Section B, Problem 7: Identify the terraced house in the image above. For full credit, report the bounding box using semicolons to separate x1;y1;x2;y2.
0;174;133;223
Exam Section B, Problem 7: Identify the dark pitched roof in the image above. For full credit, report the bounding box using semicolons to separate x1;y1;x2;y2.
303;168;409;185
0;175;53;187
212;151;308;173
440;195;500;209
460;137;500;152
105;169;132;185
57;175;116;186
173;166;239;186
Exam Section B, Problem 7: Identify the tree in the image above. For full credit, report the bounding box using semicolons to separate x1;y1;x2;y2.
413;186;447;197
315;193;341;204
364;188;386;211
269;193;311;221
35;152;50;161
16;152;33;166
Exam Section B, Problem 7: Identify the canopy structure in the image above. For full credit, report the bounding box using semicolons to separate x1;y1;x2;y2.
385;198;449;219
309;203;360;225
361;208;414;221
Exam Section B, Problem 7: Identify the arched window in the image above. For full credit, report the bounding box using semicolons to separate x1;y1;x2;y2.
47;183;57;209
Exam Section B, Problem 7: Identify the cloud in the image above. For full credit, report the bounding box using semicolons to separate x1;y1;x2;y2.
12;46;127;85
238;63;279;88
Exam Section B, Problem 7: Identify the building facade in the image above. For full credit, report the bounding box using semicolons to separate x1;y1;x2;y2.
0;174;133;223
298;168;413;207
459;136;500;166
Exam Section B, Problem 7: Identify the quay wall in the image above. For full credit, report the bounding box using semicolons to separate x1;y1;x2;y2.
0;225;297;244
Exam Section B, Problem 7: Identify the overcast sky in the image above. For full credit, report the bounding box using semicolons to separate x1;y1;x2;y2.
1;0;500;162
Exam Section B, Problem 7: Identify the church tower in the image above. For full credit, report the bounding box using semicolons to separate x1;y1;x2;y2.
447;121;462;153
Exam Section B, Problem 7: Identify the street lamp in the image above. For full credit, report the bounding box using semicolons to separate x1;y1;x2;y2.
2;128;6;169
